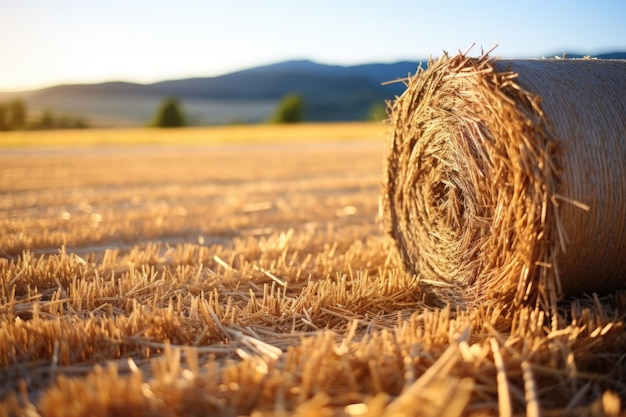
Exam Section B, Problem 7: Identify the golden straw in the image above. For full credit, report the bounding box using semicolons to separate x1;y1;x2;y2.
382;53;626;308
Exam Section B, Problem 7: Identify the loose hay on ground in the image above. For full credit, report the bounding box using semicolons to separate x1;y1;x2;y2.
0;120;625;415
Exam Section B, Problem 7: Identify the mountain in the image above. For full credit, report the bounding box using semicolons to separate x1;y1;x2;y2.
144;59;428;122
1;51;623;126
15;59;422;125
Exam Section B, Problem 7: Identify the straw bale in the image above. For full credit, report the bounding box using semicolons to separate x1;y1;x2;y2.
382;53;626;307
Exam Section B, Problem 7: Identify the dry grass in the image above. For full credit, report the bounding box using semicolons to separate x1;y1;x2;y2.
1;125;625;416
0;122;387;148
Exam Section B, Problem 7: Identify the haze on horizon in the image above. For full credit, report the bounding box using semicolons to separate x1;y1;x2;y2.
1;0;625;92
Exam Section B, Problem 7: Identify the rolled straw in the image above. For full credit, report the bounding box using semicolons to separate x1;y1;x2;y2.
382;53;626;307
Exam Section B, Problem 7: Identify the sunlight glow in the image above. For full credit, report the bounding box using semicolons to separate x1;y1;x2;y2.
1;0;624;91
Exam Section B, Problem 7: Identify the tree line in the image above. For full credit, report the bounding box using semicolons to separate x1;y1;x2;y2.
151;94;308;128
0;98;88;131
1;94;384;131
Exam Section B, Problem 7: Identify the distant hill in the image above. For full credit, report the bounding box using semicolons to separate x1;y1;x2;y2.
0;59;425;126
1;51;623;126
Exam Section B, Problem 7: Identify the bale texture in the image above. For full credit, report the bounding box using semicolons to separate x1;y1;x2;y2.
382;53;626;307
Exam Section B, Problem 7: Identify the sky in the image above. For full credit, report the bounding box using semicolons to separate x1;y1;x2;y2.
1;0;625;91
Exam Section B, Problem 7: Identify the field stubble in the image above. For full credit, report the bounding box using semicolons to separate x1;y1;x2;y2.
1;126;625;416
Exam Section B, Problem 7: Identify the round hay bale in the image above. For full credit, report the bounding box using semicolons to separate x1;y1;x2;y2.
382;53;626;307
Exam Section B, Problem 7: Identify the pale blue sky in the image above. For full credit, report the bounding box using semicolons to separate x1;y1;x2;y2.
1;0;625;91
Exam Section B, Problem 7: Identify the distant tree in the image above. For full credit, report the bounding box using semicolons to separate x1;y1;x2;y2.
0;104;7;131
0;99;88;131
152;97;186;127
269;93;305;124
72;115;88;129
6;99;26;129
32;109;56;130
28;110;89;130
36;110;56;130
0;99;27;131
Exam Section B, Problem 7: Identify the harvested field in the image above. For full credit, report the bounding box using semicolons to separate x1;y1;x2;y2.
1;125;626;416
